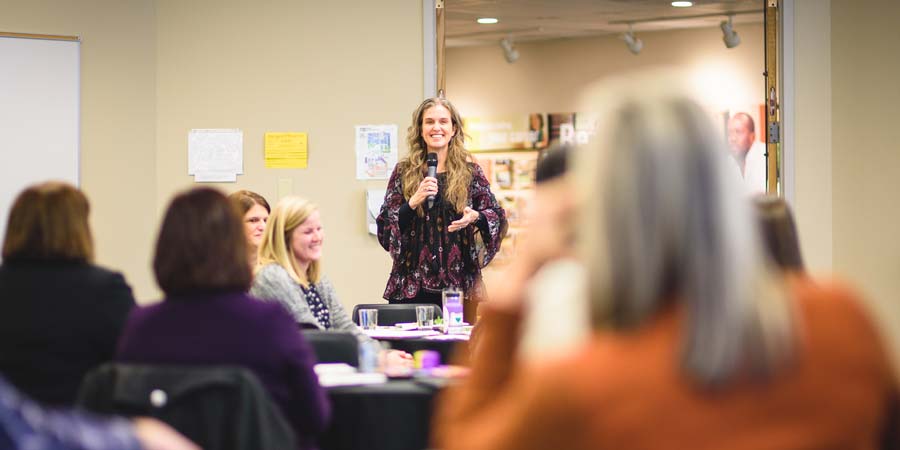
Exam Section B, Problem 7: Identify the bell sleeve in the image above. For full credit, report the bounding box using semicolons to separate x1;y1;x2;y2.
376;166;411;259
468;163;507;268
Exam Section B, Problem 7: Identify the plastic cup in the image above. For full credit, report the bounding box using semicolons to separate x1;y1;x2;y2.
415;305;434;329
358;308;378;330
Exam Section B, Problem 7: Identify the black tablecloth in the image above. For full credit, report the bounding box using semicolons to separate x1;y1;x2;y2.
320;380;444;450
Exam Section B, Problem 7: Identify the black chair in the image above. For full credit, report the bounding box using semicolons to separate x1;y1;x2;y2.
350;303;442;326
77;363;297;450
301;330;359;367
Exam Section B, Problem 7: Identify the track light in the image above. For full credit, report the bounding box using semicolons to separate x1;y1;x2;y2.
622;26;643;55
720;15;741;48
500;37;519;63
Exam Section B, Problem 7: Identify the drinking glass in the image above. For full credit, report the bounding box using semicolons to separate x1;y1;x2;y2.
415;305;434;328
358;308;378;330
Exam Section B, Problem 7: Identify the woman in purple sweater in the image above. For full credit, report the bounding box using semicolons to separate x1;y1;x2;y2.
116;187;330;449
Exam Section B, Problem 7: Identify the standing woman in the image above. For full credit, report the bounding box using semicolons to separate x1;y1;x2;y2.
377;97;506;313
229;190;270;268
0;182;135;406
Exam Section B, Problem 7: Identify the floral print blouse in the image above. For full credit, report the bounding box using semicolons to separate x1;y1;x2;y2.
377;162;506;301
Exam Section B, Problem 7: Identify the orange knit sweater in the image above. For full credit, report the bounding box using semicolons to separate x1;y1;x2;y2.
433;276;897;450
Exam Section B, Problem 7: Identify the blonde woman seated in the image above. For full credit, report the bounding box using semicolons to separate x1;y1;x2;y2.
228;189;270;268
434;72;898;450
250;196;412;367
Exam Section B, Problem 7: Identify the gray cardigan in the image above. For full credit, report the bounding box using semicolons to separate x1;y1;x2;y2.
251;263;370;343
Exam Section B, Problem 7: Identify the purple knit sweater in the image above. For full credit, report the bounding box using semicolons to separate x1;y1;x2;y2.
115;291;330;450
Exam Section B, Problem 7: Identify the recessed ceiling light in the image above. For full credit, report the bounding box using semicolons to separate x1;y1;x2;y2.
671;1;693;6
477;17;499;24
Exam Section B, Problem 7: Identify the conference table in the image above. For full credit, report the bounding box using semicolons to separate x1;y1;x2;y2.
318;328;469;450
320;377;452;450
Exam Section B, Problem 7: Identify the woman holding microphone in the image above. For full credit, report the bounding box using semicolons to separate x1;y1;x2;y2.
377;97;506;316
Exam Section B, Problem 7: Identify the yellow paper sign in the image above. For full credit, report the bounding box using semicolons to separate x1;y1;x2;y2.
264;132;308;168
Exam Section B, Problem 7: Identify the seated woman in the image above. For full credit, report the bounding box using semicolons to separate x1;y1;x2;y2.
115;188;329;449
753;194;805;273
228;189;270;268
250;196;412;367
0;181;135;406
433;72;898;450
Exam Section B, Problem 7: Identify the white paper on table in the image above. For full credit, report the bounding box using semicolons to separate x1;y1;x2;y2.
188;128;243;182
423;334;470;341
361;328;441;339
366;188;386;235
313;363;357;376
355;124;398;180
317;372;388;388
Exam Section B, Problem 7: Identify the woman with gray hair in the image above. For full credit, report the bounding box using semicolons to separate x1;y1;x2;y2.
433;72;896;450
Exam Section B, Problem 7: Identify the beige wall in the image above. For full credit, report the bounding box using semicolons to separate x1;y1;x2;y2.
831;0;900;359
447;24;766;119
792;0;833;273
154;0;423;307
0;0;159;299
3;0;423;308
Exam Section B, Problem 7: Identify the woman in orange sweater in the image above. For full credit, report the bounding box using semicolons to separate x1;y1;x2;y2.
433;71;898;450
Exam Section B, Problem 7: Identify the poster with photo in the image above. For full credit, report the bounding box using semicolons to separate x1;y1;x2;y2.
722;104;767;194
464;114;548;151
548;113;575;144
355;124;398;180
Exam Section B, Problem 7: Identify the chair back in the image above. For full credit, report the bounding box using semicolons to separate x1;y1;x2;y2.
301;330;359;367
77;363;296;450
351;303;442;326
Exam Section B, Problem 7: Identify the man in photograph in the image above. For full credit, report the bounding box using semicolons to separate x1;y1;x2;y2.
727;112;767;194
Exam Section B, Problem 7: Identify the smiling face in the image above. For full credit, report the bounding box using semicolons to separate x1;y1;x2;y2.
243;203;269;248
290;210;324;266
420;104;455;152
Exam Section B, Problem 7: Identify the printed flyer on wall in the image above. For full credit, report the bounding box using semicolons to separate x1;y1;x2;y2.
355;124;398;180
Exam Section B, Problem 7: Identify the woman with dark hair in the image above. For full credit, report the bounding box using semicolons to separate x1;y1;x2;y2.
377;97;507;314
116;187;329;449
0;181;135;406
754;194;805;272
434;72;897;449
228;189;270;268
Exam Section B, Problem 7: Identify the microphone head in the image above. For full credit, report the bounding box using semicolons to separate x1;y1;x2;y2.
426;152;438;167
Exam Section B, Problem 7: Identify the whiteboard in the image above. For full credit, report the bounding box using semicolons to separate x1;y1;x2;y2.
0;34;80;244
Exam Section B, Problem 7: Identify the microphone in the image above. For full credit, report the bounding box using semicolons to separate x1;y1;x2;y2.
426;152;438;209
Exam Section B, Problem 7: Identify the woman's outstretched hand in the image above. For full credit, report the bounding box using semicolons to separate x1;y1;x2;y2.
448;207;479;232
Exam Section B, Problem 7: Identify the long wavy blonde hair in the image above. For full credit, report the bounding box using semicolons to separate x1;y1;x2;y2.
400;97;472;213
256;196;321;285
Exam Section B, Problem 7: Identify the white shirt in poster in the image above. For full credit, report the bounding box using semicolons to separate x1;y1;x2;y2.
743;141;767;194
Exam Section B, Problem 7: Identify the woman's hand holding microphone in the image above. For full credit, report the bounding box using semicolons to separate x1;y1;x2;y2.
409;176;438;210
